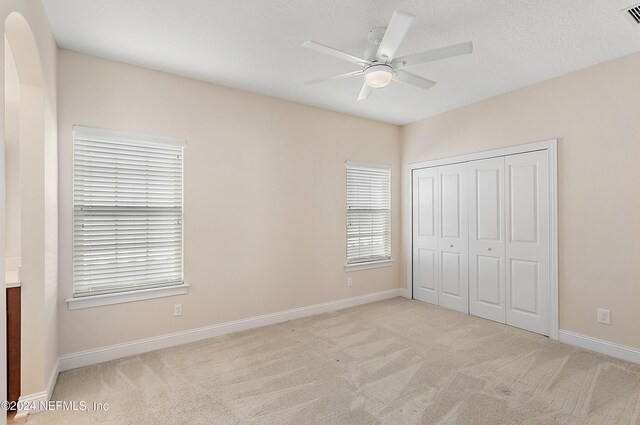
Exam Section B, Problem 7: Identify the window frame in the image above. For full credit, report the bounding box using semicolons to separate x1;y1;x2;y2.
66;126;188;310
345;161;393;272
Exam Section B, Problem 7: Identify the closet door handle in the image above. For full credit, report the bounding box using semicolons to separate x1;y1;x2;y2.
449;244;454;248
486;247;492;251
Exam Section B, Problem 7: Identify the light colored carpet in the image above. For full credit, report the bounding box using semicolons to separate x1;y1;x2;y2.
29;298;640;424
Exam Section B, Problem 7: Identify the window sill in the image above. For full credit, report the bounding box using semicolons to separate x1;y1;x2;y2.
345;259;394;272
66;283;190;310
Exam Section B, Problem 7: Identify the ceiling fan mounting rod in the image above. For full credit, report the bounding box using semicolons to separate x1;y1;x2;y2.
365;27;387;61
368;27;387;46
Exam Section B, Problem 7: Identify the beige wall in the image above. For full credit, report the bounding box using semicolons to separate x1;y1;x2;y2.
1;0;58;401
57;50;401;355
401;53;640;349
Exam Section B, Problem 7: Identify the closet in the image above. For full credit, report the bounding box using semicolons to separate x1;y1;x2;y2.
411;148;551;336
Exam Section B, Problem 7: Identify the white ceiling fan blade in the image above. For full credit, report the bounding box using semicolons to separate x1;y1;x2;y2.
304;70;364;85
376;11;416;61
357;83;373;101
393;70;437;90
392;41;473;69
302;41;371;66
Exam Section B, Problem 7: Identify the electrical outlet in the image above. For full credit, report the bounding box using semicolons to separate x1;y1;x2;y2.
174;303;182;317
347;277;353;287
597;308;610;325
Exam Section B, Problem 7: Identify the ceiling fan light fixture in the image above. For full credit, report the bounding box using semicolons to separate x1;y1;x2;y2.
364;65;393;88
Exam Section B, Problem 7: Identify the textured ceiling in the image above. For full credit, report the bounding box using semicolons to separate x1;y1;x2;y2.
42;0;640;125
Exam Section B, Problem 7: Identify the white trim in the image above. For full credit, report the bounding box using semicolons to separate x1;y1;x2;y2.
14;358;60;418
345;259;394;272
73;125;185;147
405;139;559;340
399;288;408;298
66;284;190;310
559;330;640;364
46;358;60;402
407;139;554;169
405;162;413;303
59;289;402;372
15;392;48;418
547;142;559;340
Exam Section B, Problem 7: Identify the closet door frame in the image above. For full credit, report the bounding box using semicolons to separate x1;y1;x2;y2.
406;139;558;340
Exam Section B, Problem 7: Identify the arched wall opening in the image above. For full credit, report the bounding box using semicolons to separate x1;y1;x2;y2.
4;10;47;409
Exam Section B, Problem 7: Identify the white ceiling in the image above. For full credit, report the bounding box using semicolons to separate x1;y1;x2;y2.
42;0;640;125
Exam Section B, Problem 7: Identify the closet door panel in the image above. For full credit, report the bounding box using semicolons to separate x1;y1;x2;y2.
412;168;439;305
505;151;549;335
437;163;468;314
469;157;506;323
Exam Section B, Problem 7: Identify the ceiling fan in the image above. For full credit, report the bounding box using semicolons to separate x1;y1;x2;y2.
302;10;473;101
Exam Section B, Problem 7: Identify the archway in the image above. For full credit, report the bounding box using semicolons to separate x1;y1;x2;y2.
3;11;46;420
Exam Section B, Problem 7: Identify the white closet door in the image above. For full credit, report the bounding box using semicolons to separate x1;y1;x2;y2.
412;168;439;305
437;163;468;314
469;157;506;323
505;151;549;335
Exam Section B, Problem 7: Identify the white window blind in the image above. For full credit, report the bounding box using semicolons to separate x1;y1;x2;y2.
346;162;391;264
73;126;185;297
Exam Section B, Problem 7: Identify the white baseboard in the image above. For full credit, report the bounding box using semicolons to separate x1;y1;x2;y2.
46;358;60;399
399;288;408;298
15;391;48;419
59;288;402;372
15;357;60;418
558;329;640;364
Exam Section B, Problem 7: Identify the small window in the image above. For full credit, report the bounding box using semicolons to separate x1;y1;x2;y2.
72;126;184;298
346;162;391;265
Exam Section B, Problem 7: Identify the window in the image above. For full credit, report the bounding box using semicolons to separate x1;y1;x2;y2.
346;162;392;268
71;126;186;306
